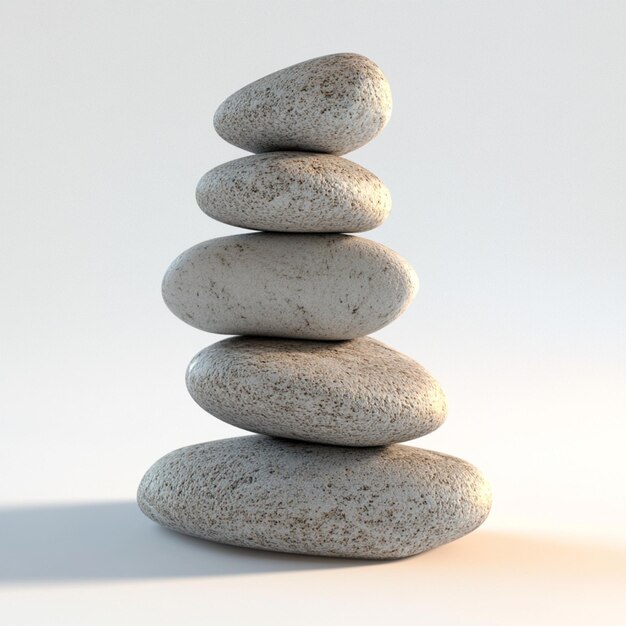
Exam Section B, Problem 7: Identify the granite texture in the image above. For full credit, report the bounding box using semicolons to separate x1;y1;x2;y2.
213;53;392;155
161;233;418;340
137;436;492;559
196;151;391;233
186;336;447;446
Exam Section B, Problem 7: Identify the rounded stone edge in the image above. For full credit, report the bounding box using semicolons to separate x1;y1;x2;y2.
194;152;393;233
160;234;419;340
213;53;393;156
136;438;493;560
184;337;448;447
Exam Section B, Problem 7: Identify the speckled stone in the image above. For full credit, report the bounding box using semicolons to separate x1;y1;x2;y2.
162;233;417;340
137;436;492;559
196;152;391;233
213;53;392;156
186;336;447;446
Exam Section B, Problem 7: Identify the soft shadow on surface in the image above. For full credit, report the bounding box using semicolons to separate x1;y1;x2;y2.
0;501;369;584
1;501;624;586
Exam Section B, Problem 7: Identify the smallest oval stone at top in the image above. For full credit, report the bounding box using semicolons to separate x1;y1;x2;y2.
213;53;393;155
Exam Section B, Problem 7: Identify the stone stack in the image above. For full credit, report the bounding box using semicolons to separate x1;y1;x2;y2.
138;53;492;559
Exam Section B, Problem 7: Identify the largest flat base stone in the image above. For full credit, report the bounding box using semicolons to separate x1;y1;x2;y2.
137;436;492;559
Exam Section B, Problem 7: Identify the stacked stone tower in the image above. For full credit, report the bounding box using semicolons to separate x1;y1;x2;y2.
138;53;491;559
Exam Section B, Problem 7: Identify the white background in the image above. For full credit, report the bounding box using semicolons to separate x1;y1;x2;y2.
1;1;625;624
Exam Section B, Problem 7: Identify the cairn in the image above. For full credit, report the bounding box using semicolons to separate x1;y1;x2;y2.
138;53;491;559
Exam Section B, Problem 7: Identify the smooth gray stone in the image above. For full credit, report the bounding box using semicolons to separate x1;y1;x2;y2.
137;436;492;560
161;233;417;340
196;152;391;233
186;336;447;446
213;53;392;155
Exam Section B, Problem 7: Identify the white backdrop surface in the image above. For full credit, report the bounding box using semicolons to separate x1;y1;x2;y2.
1;1;625;624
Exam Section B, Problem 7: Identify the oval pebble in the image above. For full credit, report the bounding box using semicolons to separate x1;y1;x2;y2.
186;336;446;446
213;53;392;155
162;233;418;340
196;152;391;233
137;436;492;559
